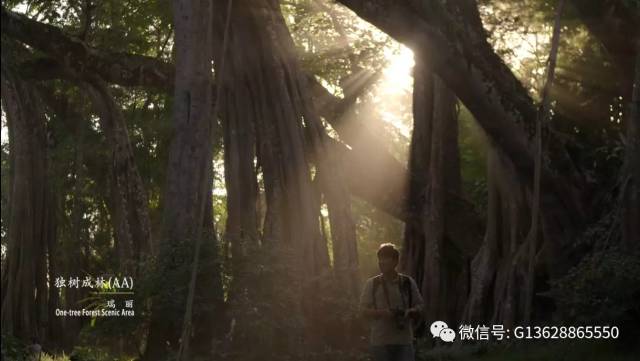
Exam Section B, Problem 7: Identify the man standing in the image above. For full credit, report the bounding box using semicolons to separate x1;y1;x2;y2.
360;243;424;361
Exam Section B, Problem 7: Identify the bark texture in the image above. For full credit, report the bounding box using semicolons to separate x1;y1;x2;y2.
211;0;359;354
463;150;531;327
85;77;152;273
144;0;217;358
0;67;56;345
215;0;260;298
403;59;467;326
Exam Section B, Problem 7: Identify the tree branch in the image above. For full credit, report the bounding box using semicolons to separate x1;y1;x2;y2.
335;0;584;220
3;4;481;238
1;6;174;90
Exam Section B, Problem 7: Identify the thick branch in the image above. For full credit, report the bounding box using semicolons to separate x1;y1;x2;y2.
4;5;478;232
335;0;584;221
1;7;173;89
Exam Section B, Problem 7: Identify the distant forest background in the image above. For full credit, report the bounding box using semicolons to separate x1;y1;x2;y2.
1;0;639;360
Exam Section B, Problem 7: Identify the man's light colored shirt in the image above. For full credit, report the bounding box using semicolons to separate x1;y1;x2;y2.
359;274;424;346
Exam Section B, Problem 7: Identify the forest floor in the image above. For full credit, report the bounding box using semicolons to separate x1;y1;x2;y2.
14;339;639;361
419;340;638;361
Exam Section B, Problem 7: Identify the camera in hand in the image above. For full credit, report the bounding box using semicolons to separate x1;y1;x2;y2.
390;308;406;330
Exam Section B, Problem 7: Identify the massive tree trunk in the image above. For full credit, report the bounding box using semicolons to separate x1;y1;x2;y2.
211;0;358;354
462;147;543;327
490;155;528;327
36;85;104;351
318;163;360;299
143;0;217;358
190;170;226;355
63;113;89;350
457;4;569;316
403;59;467;326
85;77;153;273
0;67;55;345
215;2;260;299
306;69;360;302
45;191;61;349
212;0;331;275
463;150;499;323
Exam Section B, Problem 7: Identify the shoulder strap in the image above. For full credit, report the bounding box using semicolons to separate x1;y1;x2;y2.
372;275;382;309
373;274;412;309
399;274;412;308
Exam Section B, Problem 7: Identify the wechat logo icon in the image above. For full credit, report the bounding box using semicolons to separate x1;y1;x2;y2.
430;320;456;343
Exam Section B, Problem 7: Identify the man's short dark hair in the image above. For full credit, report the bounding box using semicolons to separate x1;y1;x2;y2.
377;243;400;260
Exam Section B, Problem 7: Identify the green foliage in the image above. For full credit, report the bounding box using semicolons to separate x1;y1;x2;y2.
549;246;640;327
1;333;28;361
220;245;305;361
283;0;389;87
0;339;137;361
458;104;489;215
220;243;371;361
283;0;414;166
40;354;71;361
9;0;173;59
0;334;74;361
352;197;403;279
69;346;113;361
145;238;195;320
548;200;640;333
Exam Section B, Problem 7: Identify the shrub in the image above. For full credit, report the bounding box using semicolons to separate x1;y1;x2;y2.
549;246;640;330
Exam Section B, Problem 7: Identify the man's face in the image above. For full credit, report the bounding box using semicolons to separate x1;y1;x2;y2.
378;255;398;274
